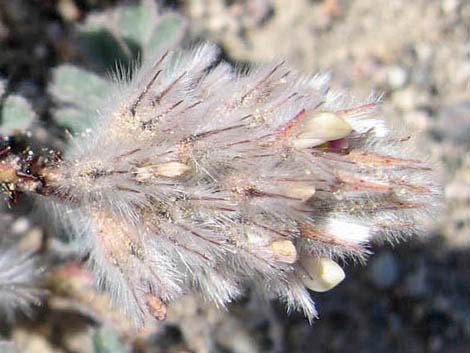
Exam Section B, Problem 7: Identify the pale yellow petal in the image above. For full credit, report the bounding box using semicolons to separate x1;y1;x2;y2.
298;257;345;292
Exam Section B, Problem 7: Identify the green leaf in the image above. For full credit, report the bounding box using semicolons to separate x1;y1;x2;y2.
0;343;17;353
146;13;188;56
0;79;6;97
49;65;110;131
78;28;139;72
1;95;36;134
116;1;157;46
76;1;187;71
53;107;96;133
93;326;129;353
50;65;109;109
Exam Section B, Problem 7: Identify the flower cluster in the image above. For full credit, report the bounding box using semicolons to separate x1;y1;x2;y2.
0;245;43;321
1;44;439;326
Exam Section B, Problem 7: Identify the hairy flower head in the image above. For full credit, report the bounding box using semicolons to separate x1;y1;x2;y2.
0;246;44;321
1;44;440;327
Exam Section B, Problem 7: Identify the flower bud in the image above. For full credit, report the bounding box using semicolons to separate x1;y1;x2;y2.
0;162;18;183
145;294;167;321
270;239;298;264
298;257;345;292
291;112;352;149
155;162;191;177
284;183;316;202
135;161;190;181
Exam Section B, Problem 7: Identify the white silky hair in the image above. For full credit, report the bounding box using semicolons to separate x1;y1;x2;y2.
0;246;44;321
44;43;441;326
325;217;371;245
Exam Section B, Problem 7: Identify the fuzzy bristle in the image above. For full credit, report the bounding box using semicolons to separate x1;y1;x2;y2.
41;43;440;326
0;246;44;321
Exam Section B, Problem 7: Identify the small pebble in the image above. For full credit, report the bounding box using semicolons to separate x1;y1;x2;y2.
403;110;430;130
368;251;400;289
441;0;460;15
392;87;429;111
11;217;30;234
387;66;408;90
404;263;428;298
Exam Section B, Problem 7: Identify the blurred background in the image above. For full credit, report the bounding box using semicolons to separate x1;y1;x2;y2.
0;0;469;352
